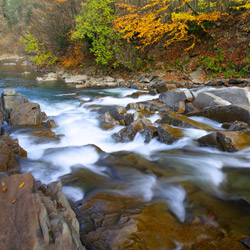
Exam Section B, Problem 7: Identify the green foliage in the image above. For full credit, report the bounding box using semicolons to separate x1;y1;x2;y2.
23;32;57;67
72;0;120;66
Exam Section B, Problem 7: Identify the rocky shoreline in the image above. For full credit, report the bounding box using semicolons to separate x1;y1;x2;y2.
1;63;250;248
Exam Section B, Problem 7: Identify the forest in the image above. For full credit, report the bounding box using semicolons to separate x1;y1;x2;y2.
0;0;250;78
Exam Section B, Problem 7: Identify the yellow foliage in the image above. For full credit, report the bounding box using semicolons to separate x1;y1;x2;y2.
114;0;229;50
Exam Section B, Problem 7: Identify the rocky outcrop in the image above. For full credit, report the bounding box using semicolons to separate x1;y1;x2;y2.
0;174;85;250
188;104;250;124
0;132;26;174
112;125;137;142
73;193;245;250
10;102;43;126
192;92;231;109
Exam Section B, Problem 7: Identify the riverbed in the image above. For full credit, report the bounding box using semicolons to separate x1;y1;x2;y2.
1;58;250;249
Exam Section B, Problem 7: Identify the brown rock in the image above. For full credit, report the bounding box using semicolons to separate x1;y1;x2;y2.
158;124;184;144
10;102;42;126
0;174;85;250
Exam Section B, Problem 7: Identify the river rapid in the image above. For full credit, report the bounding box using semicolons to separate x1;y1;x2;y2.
1;58;250;248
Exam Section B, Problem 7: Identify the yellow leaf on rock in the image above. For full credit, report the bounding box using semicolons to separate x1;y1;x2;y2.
12;199;17;204
19;182;25;188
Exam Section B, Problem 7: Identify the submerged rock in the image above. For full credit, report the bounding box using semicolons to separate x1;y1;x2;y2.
0;174;85;250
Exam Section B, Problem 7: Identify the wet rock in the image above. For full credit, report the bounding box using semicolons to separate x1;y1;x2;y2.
160;112;214;131
10;102;42;126
228;79;248;85
158;124;184;144
206;87;250;104
143;125;158;143
188;104;250;125
193;92;231;109
112;125;137;142
198;132;238;152
159;89;194;108
75;82;91;89
44;119;57;128
198;131;250;151
228;121;250;131
0;174;85;250
149;89;158;95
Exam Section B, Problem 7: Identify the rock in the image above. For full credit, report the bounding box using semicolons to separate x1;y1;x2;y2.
193;92;231;109
10;102;42;126
143;125;158;143
64;74;88;84
190;69;204;84
228;79;248;85
228;121;250;131
75;82;91;89
149;89;158;95
206;87;250;104
0;174;85;250
0;132;26;174
198;131;250;151
44;119;57;128
156;84;168;93
160;112;214;131
240;238;250;249
105;76;115;82
112;125;137;142
37;72;58;82
158;124;184;144
166;83;177;90
2;88;16;96
159;89;194;108
188;104;250;125
131;118;152;132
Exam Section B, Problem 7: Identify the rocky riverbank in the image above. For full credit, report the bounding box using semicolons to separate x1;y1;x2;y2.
1;66;250;249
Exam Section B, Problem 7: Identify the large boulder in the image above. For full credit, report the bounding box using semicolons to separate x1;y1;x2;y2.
206;87;250;104
159;89;194;108
192;92;231;109
188;104;250;125
1;88;27;119
9;102;42;126
0;174;85;250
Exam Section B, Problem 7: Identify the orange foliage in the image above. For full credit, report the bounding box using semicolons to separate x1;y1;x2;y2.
59;42;86;68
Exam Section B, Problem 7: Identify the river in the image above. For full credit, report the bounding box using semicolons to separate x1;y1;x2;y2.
1;58;250;249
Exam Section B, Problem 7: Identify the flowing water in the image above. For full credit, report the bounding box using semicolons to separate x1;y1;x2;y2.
1;59;250;246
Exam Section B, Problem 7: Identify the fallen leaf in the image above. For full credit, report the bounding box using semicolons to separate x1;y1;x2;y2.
12;199;17;204
2;187;7;193
19;182;25;188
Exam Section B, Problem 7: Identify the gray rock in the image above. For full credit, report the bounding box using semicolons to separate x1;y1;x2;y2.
159;89;194;107
190;70;204;84
188;104;250;125
193;92;231;109
206;87;250;104
112;125;137;142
